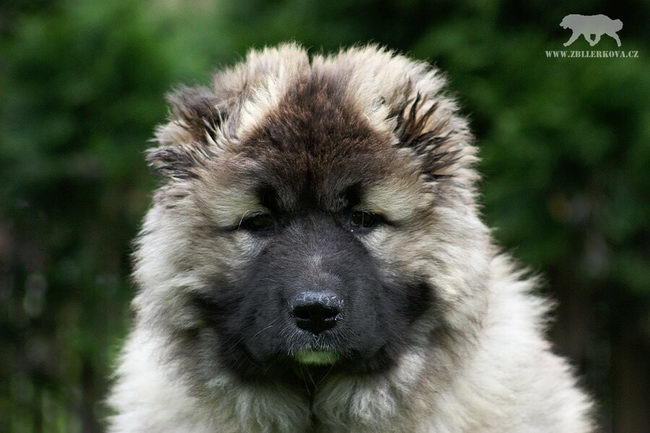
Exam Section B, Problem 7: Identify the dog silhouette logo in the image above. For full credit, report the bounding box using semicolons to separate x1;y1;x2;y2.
560;14;623;47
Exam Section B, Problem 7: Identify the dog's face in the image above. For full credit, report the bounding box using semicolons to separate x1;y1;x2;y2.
560;16;570;29
134;45;490;391
560;15;578;29
192;86;437;380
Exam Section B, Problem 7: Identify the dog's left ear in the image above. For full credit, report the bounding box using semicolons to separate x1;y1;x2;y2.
391;87;476;183
337;45;478;186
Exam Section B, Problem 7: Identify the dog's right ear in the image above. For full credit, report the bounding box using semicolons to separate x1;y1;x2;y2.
146;43;310;181
146;86;230;180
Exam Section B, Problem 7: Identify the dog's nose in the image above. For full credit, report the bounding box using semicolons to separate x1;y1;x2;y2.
290;291;342;334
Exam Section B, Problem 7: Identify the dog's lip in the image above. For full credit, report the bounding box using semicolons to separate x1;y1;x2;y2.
292;350;341;365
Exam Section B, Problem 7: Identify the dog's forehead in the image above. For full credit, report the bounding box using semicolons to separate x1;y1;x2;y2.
237;73;399;212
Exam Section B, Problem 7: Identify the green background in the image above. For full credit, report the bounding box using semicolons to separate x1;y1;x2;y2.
1;1;649;432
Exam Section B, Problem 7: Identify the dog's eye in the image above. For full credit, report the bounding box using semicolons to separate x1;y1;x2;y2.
350;210;381;230
240;212;275;232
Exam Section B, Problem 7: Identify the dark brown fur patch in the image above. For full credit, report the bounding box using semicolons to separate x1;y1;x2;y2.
238;72;394;213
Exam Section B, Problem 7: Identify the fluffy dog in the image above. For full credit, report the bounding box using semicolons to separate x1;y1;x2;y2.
107;44;593;433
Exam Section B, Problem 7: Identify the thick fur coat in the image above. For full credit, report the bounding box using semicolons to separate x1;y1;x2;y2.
107;44;593;433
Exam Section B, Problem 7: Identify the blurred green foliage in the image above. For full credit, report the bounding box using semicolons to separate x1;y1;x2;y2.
1;0;649;432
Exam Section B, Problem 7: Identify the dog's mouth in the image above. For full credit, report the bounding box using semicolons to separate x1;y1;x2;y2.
288;336;344;366
293;350;341;365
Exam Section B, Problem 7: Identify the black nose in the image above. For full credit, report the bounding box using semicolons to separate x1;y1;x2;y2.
290;291;342;334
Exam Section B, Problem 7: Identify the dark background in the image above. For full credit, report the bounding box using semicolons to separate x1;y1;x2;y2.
1;0;649;432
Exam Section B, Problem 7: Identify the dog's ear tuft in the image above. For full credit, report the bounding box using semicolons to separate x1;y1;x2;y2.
146;86;228;180
145;146;204;180
393;89;467;181
166;86;225;145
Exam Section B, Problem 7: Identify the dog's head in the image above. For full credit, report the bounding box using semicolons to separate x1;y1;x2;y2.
560;14;580;29
134;44;490;388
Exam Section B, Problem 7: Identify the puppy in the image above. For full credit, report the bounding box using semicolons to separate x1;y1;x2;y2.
108;43;593;433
